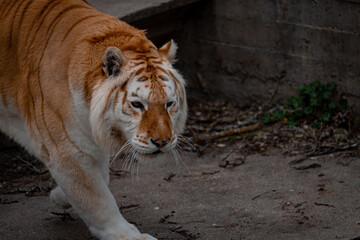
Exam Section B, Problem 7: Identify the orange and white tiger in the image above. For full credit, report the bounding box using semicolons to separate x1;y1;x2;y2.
0;0;187;239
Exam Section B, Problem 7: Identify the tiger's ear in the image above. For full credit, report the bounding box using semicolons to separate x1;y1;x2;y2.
102;46;127;77
159;40;178;64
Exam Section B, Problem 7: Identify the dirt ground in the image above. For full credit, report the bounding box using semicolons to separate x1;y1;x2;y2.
1;101;360;240
1;148;360;240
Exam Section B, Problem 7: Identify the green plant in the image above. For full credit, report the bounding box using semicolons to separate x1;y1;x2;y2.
263;81;350;129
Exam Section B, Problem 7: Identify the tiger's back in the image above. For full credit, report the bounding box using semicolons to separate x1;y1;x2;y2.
0;0;97;153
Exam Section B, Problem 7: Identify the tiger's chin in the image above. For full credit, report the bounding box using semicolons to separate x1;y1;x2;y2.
134;150;170;162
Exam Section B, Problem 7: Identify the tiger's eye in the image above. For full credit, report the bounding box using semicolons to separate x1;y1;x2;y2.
166;101;174;108
131;101;144;110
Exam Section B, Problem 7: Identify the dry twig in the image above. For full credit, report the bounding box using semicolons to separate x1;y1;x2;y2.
195;123;259;142
289;142;359;165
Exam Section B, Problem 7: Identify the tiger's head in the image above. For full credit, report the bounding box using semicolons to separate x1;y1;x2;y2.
90;40;187;161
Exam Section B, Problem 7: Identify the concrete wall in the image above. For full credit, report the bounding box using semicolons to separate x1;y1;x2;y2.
179;0;360;107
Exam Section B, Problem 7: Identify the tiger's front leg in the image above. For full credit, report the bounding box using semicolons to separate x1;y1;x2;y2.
48;151;157;240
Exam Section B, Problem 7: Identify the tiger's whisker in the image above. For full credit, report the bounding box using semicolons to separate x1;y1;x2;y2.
173;144;191;174
111;140;131;167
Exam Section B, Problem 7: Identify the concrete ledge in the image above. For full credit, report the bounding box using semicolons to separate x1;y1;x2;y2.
87;0;202;23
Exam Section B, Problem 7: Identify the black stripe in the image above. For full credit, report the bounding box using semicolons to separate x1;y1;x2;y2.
41;5;88;53
61;15;98;43
38;0;55;17
1;0;18;19
7;0;27;48
17;0;34;33
26;0;61;51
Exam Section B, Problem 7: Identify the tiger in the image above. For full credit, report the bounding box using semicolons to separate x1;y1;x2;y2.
0;0;187;239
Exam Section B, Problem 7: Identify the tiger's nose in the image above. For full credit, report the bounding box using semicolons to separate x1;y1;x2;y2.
150;138;170;148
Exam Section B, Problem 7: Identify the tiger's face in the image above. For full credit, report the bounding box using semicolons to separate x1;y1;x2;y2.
121;73;180;155
90;40;187;160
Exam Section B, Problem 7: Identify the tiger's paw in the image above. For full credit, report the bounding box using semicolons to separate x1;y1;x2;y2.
116;231;157;240
96;224;157;240
102;233;157;240
49;186;71;209
133;233;157;240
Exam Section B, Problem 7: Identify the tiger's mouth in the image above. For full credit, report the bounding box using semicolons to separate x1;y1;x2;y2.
137;150;165;160
151;150;162;155
140;150;162;156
